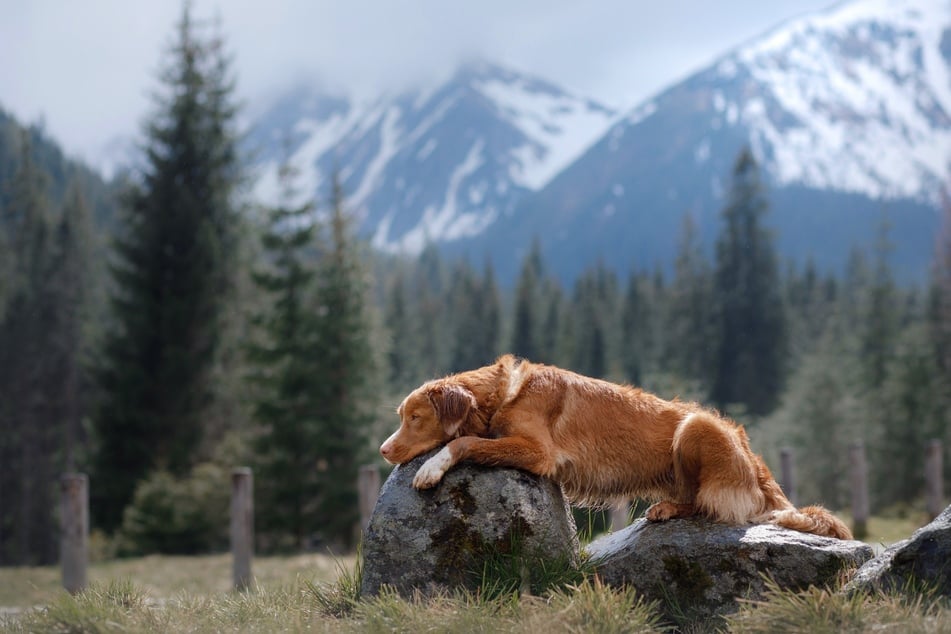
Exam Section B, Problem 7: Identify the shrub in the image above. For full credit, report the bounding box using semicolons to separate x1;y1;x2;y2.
117;463;229;555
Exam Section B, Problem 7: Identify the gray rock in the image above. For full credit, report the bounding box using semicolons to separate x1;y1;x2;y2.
845;505;951;597
586;517;873;623
360;449;578;598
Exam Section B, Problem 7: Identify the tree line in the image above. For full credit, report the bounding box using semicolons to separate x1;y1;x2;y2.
1;5;949;565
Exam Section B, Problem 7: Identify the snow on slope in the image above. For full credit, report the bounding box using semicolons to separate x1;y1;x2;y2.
474;75;617;189
720;0;951;201
251;62;617;253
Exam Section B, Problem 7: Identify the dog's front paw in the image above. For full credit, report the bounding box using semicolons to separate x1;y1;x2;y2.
412;446;452;490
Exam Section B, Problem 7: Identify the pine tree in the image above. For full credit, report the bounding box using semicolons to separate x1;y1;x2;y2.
768;318;862;510
384;267;419;392
538;280;566;366
932;192;951;382
710;147;786;417
91;5;242;531
860;218;899;390
665;214;714;387
448;261;501;372
0;131;54;564
571;262;619;378
784;258;837;361
49;179;95;473
413;245;450;374
511;240;545;361
310;171;377;548
246;156;324;548
620;273;649;384
874;317;945;508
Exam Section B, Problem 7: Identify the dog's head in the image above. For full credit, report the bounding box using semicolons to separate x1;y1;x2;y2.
379;381;477;465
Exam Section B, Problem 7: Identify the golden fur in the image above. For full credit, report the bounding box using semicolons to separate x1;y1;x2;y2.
380;355;852;540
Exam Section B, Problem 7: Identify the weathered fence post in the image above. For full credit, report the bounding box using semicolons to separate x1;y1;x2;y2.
61;473;88;594
358;465;381;532
849;442;869;540
231;467;253;591
926;439;944;521
610;501;630;532
779;447;797;507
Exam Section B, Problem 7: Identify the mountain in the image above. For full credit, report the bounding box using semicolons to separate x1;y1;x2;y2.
249;0;950;284
484;0;950;283
248;61;617;254
0;107;118;229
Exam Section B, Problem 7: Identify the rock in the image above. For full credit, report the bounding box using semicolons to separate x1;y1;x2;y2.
844;505;951;597
586;517;873;623
360;449;578;598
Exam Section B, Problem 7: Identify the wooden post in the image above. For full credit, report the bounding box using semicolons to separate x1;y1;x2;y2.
610;501;630;532
849;442;869;539
61;473;88;594
358;465;381;531
779;447;797;507
926;439;944;521
231;468;253;591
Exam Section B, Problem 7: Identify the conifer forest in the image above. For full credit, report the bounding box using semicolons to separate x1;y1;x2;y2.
1;7;950;566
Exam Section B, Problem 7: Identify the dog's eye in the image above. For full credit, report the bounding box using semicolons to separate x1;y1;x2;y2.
410;414;421;423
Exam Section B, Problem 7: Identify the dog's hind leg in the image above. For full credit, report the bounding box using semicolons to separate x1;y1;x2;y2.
666;412;767;525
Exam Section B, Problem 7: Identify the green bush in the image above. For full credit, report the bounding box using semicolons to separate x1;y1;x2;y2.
117;463;229;555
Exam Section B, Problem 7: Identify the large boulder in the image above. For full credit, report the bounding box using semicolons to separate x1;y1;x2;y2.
845;505;951;597
586;517;873;623
360;449;578;598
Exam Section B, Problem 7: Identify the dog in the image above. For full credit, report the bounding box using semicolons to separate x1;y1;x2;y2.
380;355;852;540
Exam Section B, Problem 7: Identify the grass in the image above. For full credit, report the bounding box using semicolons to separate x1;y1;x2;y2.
0;513;945;632
5;570;950;633
0;551;352;609
823;509;930;551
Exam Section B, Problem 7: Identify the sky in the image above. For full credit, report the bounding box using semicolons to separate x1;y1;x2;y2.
1;0;835;173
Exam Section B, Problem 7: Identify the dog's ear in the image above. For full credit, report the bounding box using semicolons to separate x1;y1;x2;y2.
427;384;476;437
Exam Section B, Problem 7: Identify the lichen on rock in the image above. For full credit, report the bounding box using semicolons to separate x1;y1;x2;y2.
360;449;578;598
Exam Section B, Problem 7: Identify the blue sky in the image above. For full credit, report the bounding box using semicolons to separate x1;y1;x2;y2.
1;0;834;171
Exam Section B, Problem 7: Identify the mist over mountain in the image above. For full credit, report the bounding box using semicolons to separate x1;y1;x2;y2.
248;60;617;254
247;0;948;285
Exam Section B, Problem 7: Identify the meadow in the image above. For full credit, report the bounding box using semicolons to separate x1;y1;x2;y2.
2;512;950;633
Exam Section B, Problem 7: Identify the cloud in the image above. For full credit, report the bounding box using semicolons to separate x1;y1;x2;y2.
0;0;831;170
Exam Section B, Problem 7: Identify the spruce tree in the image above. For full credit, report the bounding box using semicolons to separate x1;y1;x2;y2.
620;273;650;384
665;214;714;387
510;240;544;361
448;261;501;372
0;132;54;564
931;192;951;382
710;147;786;417
92;5;242;531
860;219;899;390
384;267;418;392
571;263;619;378
246;157;324;548
311;171;377;548
874;319;945;508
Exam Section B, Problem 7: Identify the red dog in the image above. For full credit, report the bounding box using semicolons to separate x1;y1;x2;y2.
380;355;852;539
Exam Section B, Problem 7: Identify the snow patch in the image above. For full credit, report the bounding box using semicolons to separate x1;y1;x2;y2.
734;0;951;201
475;78;617;189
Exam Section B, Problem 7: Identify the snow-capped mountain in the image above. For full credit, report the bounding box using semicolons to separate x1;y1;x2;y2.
494;0;950;282
249;61;617;254
249;0;950;284
734;0;951;201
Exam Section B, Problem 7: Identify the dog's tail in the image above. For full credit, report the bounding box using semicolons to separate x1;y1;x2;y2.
769;505;853;540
